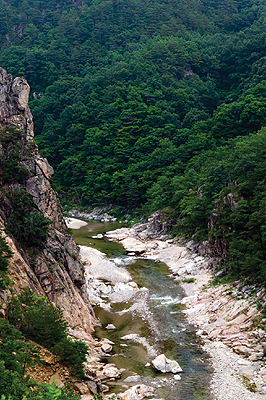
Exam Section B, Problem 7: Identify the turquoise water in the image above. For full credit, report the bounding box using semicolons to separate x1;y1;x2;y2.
71;220;212;400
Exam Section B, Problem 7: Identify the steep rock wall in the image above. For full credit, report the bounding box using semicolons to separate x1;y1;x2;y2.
0;68;96;342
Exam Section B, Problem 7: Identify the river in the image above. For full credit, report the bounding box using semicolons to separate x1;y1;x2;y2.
71;220;212;400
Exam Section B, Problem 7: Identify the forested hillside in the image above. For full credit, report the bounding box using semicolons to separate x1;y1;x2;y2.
1;0;266;285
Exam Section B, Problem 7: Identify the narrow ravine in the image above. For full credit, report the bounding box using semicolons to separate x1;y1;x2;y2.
70;219;212;400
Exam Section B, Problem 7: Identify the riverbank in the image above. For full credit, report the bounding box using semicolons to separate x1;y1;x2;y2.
105;224;266;399
78;246;211;400
67;208;117;223
66;218;213;399
65;217;266;399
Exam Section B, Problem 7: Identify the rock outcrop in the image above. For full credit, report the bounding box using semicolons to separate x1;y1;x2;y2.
0;67;96;342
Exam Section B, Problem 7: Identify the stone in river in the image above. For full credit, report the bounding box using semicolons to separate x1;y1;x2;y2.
120;238;146;254
101;342;112;353
106;323;116;330
101;338;115;344
123;375;141;383
152;354;183;373
118;384;155;399
101;364;121;379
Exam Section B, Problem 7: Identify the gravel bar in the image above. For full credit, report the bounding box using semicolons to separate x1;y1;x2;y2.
205;341;266;400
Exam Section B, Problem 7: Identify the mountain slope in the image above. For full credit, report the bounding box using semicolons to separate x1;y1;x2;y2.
0;67;96;342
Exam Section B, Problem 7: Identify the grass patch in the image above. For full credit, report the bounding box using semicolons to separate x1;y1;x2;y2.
183;278;196;283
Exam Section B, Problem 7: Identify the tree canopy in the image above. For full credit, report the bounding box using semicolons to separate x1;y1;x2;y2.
1;0;266;285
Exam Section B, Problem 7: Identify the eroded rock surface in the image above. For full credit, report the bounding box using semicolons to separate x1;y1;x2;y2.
0;67;33;140
0;68;96;342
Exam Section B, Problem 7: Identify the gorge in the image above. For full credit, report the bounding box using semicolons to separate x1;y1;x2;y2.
1;19;266;395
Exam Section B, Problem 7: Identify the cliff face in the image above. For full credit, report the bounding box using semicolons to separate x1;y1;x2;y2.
0;68;96;342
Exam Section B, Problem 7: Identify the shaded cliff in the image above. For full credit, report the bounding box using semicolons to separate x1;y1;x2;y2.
0;68;96;342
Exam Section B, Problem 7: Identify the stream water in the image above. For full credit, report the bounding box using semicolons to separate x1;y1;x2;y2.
71;221;212;400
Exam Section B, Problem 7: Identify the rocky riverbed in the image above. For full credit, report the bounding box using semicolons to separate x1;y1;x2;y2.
78;246;187;400
66;217;210;399
66;216;266;399
68;208;117;223
105;222;266;399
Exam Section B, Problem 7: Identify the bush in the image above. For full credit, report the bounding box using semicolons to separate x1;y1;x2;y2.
0;319;80;399
0;370;80;400
26;383;80;400
0;319;42;399
6;190;51;248
54;338;88;378
0;230;13;290
8;287;88;377
8;287;68;347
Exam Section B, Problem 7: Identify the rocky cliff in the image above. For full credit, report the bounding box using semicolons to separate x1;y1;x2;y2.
0;67;96;343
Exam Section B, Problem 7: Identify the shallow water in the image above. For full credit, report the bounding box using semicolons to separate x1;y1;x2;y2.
71;220;126;257
71;221;212;400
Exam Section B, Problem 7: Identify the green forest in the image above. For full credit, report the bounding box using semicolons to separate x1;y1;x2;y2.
1;0;266;285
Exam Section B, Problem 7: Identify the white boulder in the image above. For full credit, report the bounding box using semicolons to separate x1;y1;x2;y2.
106;323;116;330
152;354;182;373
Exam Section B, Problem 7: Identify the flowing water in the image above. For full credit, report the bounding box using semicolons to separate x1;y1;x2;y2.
72;221;212;400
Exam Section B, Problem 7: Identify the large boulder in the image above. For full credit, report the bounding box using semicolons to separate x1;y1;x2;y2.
152;354;182;373
97;364;122;380
120;238;146;254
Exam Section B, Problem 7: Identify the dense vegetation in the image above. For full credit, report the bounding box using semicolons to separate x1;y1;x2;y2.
1;0;266;285
8;287;88;378
0;317;80;399
0;284;87;399
0;126;51;249
0;231;13;289
0;232;86;398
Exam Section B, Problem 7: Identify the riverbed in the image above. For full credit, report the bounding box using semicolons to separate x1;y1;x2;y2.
70;220;212;400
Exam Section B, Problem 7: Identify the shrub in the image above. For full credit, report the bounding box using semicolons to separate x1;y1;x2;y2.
0;230;13;289
6;190;51;248
54;338;88;378
8;287;88;377
0;151;30;184
26;383;80;400
8;287;68;347
0;319;42;399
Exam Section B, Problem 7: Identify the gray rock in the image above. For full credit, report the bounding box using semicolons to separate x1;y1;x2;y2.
73;382;90;395
120;238;146;254
117;384;155;400
101;343;112;353
84;380;97;394
101;364;121;379
101;338;115;345
102;384;109;392
234;346;251;358
49;372;64;388
123;375;141;383
186;240;198;251
0;68;96;343
152;354;183;373
106;323;116;330
249;353;264;361
239;365;257;380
